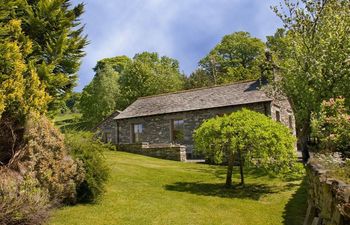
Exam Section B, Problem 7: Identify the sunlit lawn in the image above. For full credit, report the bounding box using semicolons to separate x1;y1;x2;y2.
49;151;307;225
53;113;81;128
53;113;92;131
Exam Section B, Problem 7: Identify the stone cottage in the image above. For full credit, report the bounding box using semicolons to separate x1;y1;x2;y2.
97;80;296;161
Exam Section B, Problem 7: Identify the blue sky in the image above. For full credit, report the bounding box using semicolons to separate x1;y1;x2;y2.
72;0;282;91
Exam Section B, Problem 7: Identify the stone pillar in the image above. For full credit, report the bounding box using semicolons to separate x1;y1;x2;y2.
179;145;187;162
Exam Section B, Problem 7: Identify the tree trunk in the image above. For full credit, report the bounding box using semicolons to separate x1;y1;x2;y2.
225;150;234;187
297;122;311;162
238;149;244;186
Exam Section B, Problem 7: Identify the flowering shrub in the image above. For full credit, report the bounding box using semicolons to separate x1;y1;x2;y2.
9;113;85;205
0;168;50;225
311;97;350;156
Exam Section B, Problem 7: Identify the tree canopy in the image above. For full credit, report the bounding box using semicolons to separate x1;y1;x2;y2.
271;0;350;158
21;0;88;112
0;0;86;163
189;32;266;88
0;0;87;116
80;63;121;127
194;109;299;186
118;52;185;109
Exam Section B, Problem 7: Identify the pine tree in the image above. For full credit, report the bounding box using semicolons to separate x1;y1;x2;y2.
17;0;88;112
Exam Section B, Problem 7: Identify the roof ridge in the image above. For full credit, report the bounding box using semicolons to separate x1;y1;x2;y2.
138;79;258;100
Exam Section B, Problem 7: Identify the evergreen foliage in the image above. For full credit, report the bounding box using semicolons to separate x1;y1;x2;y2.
0;0;87;162
9;113;85;205
0;168;51;225
20;0;88;112
65;131;110;203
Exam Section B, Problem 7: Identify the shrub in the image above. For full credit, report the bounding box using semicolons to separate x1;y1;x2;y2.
9;113;85;205
311;97;350;155
0;168;50;225
65;131;110;203
194;109;302;186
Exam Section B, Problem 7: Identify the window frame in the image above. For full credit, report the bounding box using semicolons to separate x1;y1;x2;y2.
104;132;112;143
288;114;293;129
275;109;281;122
131;123;143;143
171;119;185;144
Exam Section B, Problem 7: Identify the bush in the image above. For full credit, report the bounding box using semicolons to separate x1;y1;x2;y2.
65;131;110;203
0;168;50;225
9;113;85;205
194;109;302;186
311;97;350;156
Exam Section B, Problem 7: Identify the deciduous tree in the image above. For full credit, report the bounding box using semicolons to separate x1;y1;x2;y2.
197;32;266;87
80;64;121;127
79;56;131;126
194;109;299;186
118;52;185;109
272;0;350;159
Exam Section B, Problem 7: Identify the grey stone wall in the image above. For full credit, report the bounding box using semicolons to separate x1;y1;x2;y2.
271;98;295;135
95;111;119;143
303;162;350;225
116;102;270;156
117;143;187;161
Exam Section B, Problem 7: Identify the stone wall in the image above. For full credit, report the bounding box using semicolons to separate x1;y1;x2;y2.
95;111;119;143
116;102;270;156
117;143;187;161
303;162;350;225
271;98;295;135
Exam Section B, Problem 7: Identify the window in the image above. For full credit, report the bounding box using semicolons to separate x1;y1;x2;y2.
105;132;112;143
171;119;185;144
132;124;143;143
276;110;281;122
288;115;293;129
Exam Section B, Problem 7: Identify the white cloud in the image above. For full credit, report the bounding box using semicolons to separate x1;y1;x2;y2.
72;0;282;90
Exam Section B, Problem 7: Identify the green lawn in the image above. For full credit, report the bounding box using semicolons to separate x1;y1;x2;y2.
54;113;81;128
49;151;307;225
53;113;91;131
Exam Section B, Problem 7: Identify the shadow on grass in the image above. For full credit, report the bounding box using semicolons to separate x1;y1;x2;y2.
282;178;308;225
189;166;278;181
164;182;297;200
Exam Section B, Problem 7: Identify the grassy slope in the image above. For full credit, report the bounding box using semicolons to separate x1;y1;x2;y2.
53;113;81;128
53;113;92;131
49;151;307;225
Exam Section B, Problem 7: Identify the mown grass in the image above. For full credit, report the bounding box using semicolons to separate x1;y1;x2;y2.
49;151;307;225
53;113;92;131
53;113;81;127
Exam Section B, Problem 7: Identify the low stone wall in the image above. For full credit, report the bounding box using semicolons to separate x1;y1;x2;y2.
304;162;350;225
117;143;187;162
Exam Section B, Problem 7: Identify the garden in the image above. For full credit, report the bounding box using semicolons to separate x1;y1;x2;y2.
49;151;307;225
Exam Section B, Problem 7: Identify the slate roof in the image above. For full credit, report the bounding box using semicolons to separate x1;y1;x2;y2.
115;80;272;120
